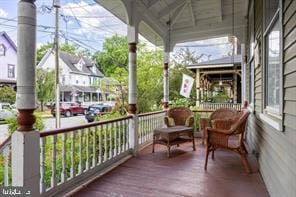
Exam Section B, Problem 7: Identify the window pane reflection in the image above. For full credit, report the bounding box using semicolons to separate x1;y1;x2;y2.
266;20;280;112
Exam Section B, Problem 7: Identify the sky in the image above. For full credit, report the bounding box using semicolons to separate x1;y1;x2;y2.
0;0;233;62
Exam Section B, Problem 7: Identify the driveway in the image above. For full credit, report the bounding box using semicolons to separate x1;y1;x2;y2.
0;115;87;143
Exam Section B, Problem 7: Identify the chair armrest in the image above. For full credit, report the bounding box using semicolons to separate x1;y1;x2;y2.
164;116;176;127
187;116;195;127
200;118;210;130
205;127;232;147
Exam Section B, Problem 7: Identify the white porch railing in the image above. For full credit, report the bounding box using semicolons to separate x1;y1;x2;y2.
4;108;241;195
0;136;11;187
39;116;132;196
138;111;166;147
199;102;242;111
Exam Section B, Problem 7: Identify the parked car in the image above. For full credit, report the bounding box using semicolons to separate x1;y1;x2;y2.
51;102;86;117
85;104;112;122
0;103;17;120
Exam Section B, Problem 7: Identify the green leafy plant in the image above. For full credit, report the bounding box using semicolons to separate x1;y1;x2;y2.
0;86;16;104
6;114;45;135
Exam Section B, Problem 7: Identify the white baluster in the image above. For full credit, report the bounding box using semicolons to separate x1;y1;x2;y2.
51;135;57;187
86;128;90;171
70;131;75;178
127;119;130;149
92;127;97;167
114;121;118;156
99;125;103;164
61;133;67;183
78;129;83;174
40;138;46;192
122;120;126;151
139;117;142;145
3;145;10;186
109;123;113;159
104;124;108;162
118;121;122;153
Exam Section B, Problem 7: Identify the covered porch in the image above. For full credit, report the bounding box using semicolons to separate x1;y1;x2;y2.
74;140;268;197
0;0;283;196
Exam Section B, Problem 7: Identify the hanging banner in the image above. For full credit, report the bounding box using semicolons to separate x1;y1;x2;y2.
180;74;194;98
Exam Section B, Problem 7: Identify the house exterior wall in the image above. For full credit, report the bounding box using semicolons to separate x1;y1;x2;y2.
39;52;94;87
0;35;17;83
246;0;296;197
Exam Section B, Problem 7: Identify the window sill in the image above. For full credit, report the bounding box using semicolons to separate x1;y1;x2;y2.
259;113;282;131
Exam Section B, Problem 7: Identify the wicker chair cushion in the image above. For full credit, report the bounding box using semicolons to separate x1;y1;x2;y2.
185;115;194;127
167;117;175;127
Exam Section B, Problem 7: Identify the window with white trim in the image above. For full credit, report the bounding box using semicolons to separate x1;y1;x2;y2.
249;60;255;105
264;0;281;117
8;64;15;78
266;20;280;114
0;44;5;56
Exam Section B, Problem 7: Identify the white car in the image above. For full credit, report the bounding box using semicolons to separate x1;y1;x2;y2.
0;103;17;120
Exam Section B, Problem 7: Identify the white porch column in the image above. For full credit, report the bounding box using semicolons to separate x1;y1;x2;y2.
127;23;139;155
163;51;170;109
241;43;247;103
12;0;39;196
196;69;200;106
233;73;238;104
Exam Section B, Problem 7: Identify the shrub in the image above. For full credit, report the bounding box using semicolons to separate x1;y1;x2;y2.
6;114;45;135
171;98;194;107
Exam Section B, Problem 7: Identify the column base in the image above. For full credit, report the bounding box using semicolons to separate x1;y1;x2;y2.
128;104;137;114
12;131;40;195
163;102;169;110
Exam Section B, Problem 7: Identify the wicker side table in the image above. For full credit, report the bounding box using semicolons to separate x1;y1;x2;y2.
153;126;196;157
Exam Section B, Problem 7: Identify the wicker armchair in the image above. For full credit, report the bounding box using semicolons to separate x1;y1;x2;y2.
204;109;251;173
164;107;194;128
200;108;238;144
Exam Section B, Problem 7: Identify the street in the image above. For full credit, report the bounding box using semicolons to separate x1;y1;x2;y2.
0;115;87;143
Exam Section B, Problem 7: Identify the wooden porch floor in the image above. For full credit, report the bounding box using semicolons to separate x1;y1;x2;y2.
74;139;269;197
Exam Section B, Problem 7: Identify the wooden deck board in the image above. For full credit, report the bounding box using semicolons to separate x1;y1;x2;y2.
73;139;269;197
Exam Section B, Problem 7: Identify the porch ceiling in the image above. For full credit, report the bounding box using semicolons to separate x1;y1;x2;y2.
96;0;249;47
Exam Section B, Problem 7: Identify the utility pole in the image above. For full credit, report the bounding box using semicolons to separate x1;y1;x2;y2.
54;0;61;128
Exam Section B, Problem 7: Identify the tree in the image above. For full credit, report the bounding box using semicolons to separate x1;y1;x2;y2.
169;48;202;104
36;68;55;111
0;86;16;104
93;35;163;113
93;35;129;76
37;43;77;64
37;43;53;64
137;47;163;112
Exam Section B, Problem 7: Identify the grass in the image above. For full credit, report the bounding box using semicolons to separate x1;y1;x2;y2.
34;110;53;119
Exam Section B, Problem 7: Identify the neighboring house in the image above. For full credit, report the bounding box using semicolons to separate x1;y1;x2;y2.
0;32;17;89
187;55;242;104
38;50;105;103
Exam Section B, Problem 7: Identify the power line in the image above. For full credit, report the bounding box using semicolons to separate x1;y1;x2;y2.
61;2;97;9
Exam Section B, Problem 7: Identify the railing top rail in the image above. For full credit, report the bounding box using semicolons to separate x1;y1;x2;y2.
138;110;165;117
0;136;11;152
40;115;132;137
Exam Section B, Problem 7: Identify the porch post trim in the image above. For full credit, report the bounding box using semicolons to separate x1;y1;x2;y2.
163;51;170;109
12;1;40;196
16;0;37;132
128;42;137;114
